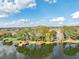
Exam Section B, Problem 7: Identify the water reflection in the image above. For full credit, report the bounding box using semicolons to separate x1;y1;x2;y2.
0;41;79;59
52;45;64;59
64;44;79;56
63;43;79;59
0;42;26;59
16;44;53;59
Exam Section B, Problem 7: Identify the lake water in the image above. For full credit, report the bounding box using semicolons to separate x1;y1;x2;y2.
0;41;79;59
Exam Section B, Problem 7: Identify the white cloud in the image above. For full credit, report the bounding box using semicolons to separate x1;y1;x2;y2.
64;22;79;26
53;0;57;3
0;18;31;28
71;11;79;19
49;17;65;22
0;17;65;28
44;0;57;4
0;0;59;18
0;18;50;28
0;14;8;18
0;0;36;18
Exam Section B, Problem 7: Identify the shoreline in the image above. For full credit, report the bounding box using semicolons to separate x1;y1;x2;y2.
2;39;79;46
16;40;79;46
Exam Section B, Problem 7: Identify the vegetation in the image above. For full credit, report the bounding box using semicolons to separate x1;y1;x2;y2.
0;26;79;43
64;26;79;40
0;26;57;42
16;44;53;57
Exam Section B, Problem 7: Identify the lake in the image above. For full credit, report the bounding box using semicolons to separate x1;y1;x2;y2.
0;41;79;59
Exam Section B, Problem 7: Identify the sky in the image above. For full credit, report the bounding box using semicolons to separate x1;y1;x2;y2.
0;0;79;28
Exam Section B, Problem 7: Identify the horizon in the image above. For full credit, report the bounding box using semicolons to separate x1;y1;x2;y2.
0;25;79;28
0;0;79;27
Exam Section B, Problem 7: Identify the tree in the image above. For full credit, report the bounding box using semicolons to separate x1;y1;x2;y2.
45;30;56;41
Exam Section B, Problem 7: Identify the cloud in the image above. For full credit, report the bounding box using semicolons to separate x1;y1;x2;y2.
0;14;8;18
53;0;57;3
0;18;30;28
0;18;51;28
0;0;36;18
0;0;58;18
71;11;79;19
44;0;57;4
64;22;79;26
0;17;65;28
49;17;65;22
